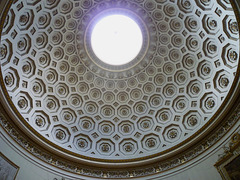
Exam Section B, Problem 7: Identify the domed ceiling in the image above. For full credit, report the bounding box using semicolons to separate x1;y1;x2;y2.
0;0;239;178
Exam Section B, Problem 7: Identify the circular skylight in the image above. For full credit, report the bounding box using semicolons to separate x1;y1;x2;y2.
91;15;143;66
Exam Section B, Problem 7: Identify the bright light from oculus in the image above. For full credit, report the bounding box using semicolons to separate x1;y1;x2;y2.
91;15;143;66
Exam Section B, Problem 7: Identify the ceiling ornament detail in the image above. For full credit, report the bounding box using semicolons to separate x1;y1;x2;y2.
0;0;239;176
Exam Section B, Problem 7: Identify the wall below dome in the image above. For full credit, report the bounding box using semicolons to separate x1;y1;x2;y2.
1;116;239;180
0;131;58;180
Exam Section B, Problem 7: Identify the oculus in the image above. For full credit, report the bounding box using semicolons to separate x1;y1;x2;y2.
91;15;143;66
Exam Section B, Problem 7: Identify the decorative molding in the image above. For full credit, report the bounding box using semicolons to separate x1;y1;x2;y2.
215;131;240;180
